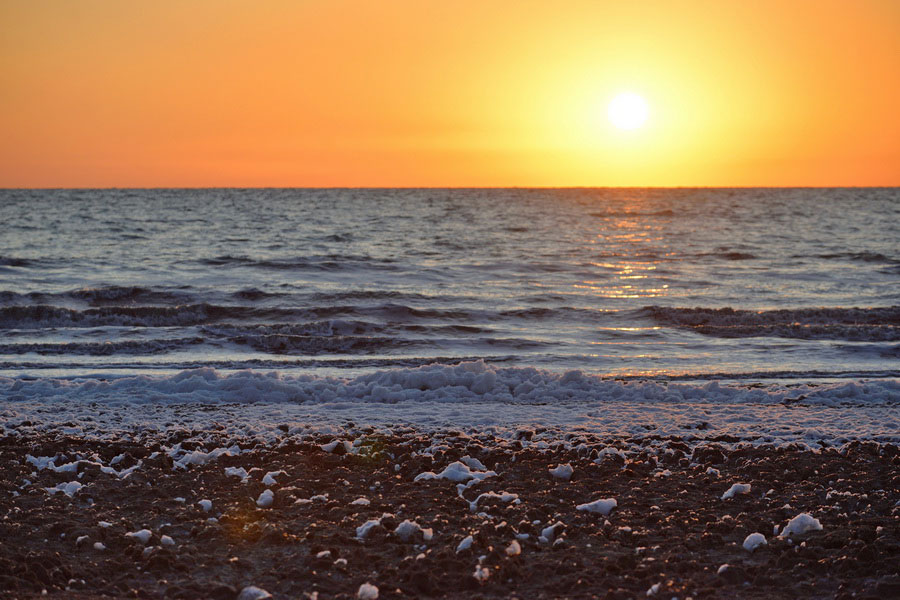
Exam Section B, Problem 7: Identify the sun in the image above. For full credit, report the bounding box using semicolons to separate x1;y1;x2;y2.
607;92;649;130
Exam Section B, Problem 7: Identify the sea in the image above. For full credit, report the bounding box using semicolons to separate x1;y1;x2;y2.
1;188;897;385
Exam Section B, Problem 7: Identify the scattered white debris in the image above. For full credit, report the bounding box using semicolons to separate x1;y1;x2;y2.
75;535;89;546
594;447;627;462
174;497;185;503
721;483;751;500
256;489;274;508
539;522;564;543
262;470;285;486
225;467;250;482
460;455;488;471
717;564;730;575
160;535;175;547
473;564;490;582
110;454;125;465
198;499;213;512
98;521;112;528
357;582;379;599
321;440;352;454
505;540;521;556
173;445;241;470
549;464;574;481
646;582;661;596
414;461;497;483
456;535;474;552
237;586;273;600
576;498;617;515
393;520;433;542
44;481;83;498
26;455;57;470
780;513;823;537
350;497;370;506
468;491;519;512
743;532;767;551
334;558;348;567
141;546;155;559
356;514;394;540
316;550;332;559
706;467;720;477
125;529;152;545
93;542;106;551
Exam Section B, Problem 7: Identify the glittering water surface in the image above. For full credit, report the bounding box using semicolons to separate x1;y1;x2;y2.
1;188;897;381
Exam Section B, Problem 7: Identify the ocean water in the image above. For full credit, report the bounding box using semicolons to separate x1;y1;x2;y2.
1;187;898;383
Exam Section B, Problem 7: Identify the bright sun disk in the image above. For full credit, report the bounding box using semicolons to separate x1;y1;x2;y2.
608;92;649;130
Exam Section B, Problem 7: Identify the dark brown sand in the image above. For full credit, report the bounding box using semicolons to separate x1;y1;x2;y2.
1;433;898;599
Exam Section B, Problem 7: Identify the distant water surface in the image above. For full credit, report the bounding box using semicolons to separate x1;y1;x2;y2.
1;188;897;382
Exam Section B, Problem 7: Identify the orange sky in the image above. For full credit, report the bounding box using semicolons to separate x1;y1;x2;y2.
1;0;898;187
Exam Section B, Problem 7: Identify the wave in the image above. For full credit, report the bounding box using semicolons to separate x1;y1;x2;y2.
700;251;757;261
2;361;896;406
0;301;601;330
815;252;900;264
644;306;900;341
0;286;194;306
0;256;34;267
0;337;205;356
193;254;399;271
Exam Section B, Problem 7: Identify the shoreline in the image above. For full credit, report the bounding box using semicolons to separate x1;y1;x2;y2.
2;430;898;599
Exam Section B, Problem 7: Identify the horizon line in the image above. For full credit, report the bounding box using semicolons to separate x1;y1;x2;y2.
2;185;899;191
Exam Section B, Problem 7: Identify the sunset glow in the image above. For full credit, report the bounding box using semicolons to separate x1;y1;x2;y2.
1;0;898;187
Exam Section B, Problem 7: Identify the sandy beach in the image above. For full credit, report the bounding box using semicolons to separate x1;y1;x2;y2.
2;427;898;599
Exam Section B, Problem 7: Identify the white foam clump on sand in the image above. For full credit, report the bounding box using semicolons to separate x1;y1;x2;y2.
172;445;241;470
350;497;370;506
321;440;353;453
473;565;490;582
459;456;488;471
198;499;213;512
125;529;152;545
780;513;823;537
262;470;285;486
393;519;433;542
357;582;379;599
256;489;274;508
539;522;565;543
576;498;617;515
415;461;497;483
45;481;83;498
237;586;272;600
468;491;519;512
456;535;474;552
356;514;395;540
743;532;767;551
224;467;249;482
722;483;751;500
549;464;574;481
